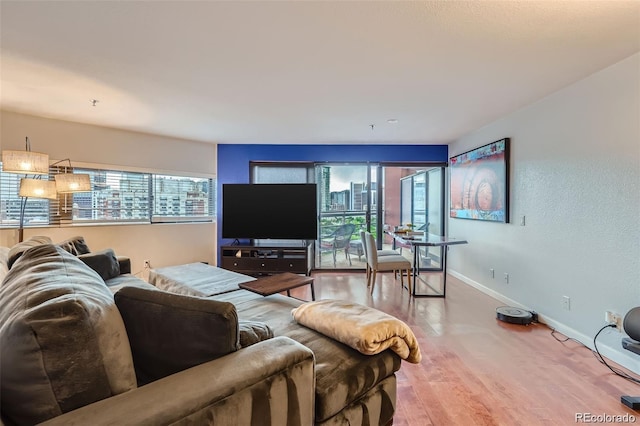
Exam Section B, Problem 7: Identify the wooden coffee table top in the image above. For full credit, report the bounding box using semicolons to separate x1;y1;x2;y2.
239;272;314;297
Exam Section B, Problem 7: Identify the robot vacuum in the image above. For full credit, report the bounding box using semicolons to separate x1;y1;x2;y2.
496;306;534;325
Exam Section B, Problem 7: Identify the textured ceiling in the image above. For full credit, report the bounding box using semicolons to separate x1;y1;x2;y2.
1;1;639;145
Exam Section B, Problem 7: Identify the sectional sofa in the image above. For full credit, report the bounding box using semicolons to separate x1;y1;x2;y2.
0;237;406;425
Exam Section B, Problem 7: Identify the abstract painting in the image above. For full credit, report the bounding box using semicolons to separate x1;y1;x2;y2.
450;138;510;223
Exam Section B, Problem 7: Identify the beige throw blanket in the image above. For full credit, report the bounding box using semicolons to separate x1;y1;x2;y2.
291;299;422;363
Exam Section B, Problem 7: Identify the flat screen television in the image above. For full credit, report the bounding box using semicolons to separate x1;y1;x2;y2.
222;183;318;240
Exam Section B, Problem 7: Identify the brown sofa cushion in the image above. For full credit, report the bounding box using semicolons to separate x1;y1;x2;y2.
0;244;137;425
78;248;121;281
114;286;241;386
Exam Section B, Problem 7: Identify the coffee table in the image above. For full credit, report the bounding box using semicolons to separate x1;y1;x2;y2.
239;272;315;301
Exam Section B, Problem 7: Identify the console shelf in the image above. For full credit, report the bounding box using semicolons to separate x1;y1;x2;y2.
221;241;314;276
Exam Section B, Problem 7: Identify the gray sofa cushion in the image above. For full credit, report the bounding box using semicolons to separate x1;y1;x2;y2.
114;286;241;386
7;235;52;269
105;274;159;293
239;320;274;348
0;244;137;425
57;235;91;256
78;248;121;281
117;255;132;274
0;246;9;283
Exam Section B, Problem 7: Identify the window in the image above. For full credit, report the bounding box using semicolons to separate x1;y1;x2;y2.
71;169;151;223
0;163;51;228
152;174;214;222
252;164;314;184
1;164;215;229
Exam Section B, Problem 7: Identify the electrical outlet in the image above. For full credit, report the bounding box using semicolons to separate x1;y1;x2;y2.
605;310;623;331
520;215;526;226
504;273;509;284
143;259;151;269
490;268;495;278
562;296;571;311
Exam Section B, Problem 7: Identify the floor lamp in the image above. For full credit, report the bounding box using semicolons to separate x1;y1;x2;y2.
2;137;91;243
52;159;92;213
1;137;49;175
2;137;51;243
17;178;57;242
16;171;91;242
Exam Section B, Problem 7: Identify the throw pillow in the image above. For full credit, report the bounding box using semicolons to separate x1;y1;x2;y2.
0;244;137;425
114;285;240;386
7;235;53;269
57;235;91;256
78;249;121;281
239;320;274;348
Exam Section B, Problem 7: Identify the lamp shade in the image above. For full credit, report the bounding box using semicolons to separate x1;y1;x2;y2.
2;150;50;174
19;178;57;200
55;173;91;193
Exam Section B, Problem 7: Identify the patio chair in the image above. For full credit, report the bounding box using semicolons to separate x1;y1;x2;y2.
320;223;356;267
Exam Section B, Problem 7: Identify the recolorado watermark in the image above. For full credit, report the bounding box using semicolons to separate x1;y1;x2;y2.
576;413;636;423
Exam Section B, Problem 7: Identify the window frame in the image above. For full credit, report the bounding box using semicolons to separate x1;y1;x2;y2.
0;162;216;229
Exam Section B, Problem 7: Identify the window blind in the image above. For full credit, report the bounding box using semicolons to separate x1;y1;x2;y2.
151;174;214;223
0;163;51;228
72;168;151;223
1;164;215;228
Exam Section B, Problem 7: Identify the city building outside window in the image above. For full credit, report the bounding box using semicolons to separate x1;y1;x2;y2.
0;164;215;229
152;174;214;222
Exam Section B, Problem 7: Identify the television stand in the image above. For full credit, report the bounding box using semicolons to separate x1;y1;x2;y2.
221;240;314;276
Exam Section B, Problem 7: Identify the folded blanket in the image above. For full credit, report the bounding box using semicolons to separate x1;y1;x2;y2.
291;299;422;363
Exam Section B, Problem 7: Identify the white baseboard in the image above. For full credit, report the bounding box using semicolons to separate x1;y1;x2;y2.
449;270;640;376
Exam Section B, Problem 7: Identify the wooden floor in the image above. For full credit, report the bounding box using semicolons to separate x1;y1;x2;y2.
287;271;640;426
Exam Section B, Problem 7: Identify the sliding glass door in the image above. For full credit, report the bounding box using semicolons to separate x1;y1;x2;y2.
315;163;377;270
381;165;445;270
250;161;445;272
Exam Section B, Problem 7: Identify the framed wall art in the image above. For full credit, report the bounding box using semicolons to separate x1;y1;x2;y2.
449;138;510;223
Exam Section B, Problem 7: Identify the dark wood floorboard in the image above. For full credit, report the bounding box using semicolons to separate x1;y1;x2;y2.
286;271;640;425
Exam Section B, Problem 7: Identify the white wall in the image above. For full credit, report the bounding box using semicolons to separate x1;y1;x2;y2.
448;53;640;373
0;111;217;272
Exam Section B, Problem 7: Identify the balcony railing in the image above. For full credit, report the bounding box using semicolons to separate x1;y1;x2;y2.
319;210;375;235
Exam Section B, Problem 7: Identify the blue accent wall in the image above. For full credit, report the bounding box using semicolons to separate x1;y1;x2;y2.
216;143;448;261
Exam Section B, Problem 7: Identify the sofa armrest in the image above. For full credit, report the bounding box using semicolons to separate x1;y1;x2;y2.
39;336;315;426
117;256;131;274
